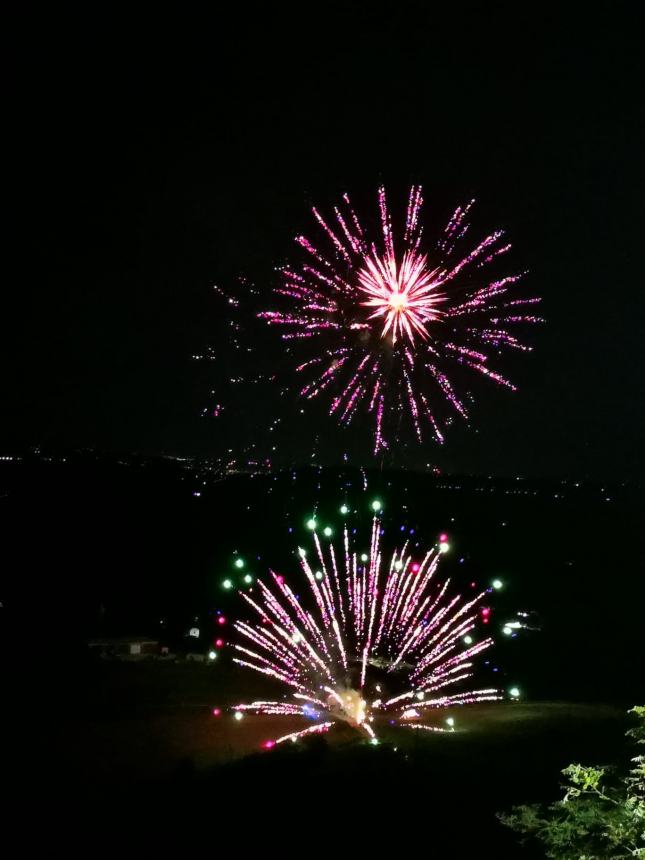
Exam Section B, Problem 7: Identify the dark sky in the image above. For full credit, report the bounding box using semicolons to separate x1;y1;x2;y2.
5;3;643;480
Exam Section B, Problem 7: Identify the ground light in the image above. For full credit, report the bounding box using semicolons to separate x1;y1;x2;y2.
509;686;521;699
446;717;455;728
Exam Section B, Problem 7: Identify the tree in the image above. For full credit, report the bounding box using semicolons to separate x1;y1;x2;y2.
499;706;645;859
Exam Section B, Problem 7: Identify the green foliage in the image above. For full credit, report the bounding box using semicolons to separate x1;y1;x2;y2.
498;706;645;859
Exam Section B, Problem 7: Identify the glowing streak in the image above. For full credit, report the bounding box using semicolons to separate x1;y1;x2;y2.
404;723;452;734
275;722;333;745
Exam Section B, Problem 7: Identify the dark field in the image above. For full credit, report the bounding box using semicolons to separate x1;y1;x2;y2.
48;659;626;856
53;660;624;781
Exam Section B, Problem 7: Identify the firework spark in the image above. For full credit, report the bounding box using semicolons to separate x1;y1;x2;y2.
232;515;502;742
260;186;542;452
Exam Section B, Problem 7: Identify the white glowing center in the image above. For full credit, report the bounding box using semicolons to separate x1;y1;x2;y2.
358;249;443;344
326;687;368;727
388;291;409;311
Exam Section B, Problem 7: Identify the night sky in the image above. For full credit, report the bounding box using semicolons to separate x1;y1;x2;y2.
6;4;643;480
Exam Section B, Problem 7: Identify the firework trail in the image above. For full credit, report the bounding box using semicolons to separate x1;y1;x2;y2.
232;516;501;743
260;187;542;453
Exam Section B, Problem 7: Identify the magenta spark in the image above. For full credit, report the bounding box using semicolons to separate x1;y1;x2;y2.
260;186;541;452
231;516;501;742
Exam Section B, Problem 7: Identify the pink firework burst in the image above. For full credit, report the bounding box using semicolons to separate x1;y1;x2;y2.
260;186;542;453
231;515;502;744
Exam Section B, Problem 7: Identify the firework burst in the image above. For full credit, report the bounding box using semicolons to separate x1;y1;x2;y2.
231;515;501;744
260;186;542;453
